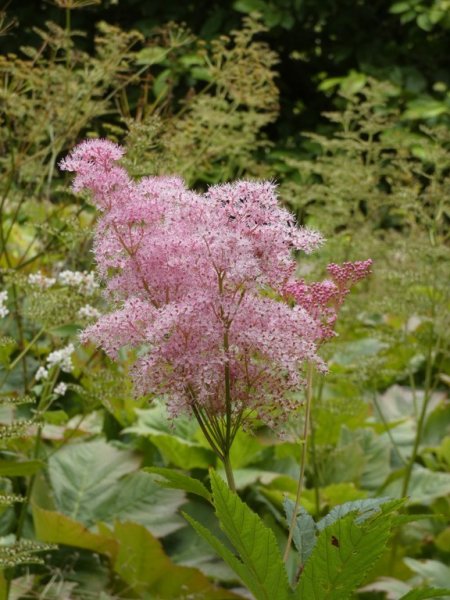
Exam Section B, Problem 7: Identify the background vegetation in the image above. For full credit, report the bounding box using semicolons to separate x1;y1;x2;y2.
0;0;449;598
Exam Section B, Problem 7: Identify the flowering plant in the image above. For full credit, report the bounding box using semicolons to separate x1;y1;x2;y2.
61;139;371;490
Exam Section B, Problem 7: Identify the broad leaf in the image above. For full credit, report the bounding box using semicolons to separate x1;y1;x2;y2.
98;471;185;536
383;465;450;504
48;440;185;535
403;558;450;589
125;406;214;469
32;504;117;558
210;471;291;600
110;520;240;599
48;440;139;522
296;501;403;600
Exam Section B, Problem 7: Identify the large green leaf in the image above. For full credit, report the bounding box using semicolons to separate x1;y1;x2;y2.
383;465;450;504
210;471;291;600
295;501;403;600
48;440;139;521
48;440;185;535
283;499;316;567
110;520;241;599
99;471;185;536
125;405;215;469
32;504;117;558
403;558;450;589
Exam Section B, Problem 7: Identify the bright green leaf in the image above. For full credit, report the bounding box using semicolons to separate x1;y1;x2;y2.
144;467;212;502
210;470;291;600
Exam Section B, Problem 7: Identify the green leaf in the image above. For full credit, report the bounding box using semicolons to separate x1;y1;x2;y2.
389;2;410;14
149;433;213;469
317;497;395;530
399;589;450;600
403;558;450;589
32;504;117;558
0;337;17;366
49;324;81;338
229;430;264;469
135;46;168;66
48;440;185;535
184;512;262;595
296;501;403;600
125;405;214;469
144;467;212;502
98;471;185;536
48;440;139;522
283;499;316;566
0;459;44;477
110;520;240;599
384;466;450;504
210;471;291;600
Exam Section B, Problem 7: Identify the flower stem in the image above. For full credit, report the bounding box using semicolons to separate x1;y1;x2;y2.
223;452;236;492
283;362;314;563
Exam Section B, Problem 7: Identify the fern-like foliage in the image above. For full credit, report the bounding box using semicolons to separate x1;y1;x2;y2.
124;16;279;186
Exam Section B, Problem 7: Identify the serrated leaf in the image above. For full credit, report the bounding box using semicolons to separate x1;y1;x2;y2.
317;497;395;530
210;471;291;600
296;502;401;599
184;512;261;595
145;467;212;502
283;499;316;566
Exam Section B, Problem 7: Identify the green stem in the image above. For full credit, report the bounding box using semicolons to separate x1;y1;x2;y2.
283;362;314;563
372;391;406;466
222;452;236;493
8;328;46;372
15;425;42;541
401;342;434;497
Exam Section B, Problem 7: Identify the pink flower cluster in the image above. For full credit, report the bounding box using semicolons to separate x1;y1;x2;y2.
283;260;372;340
61;139;370;426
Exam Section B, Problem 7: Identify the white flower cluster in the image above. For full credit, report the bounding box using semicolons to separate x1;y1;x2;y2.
28;272;56;289
54;382;68;397
27;269;99;296
35;366;48;381
0;291;9;318
47;343;75;372
77;304;101;320
34;343;75;382
58;270;99;295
